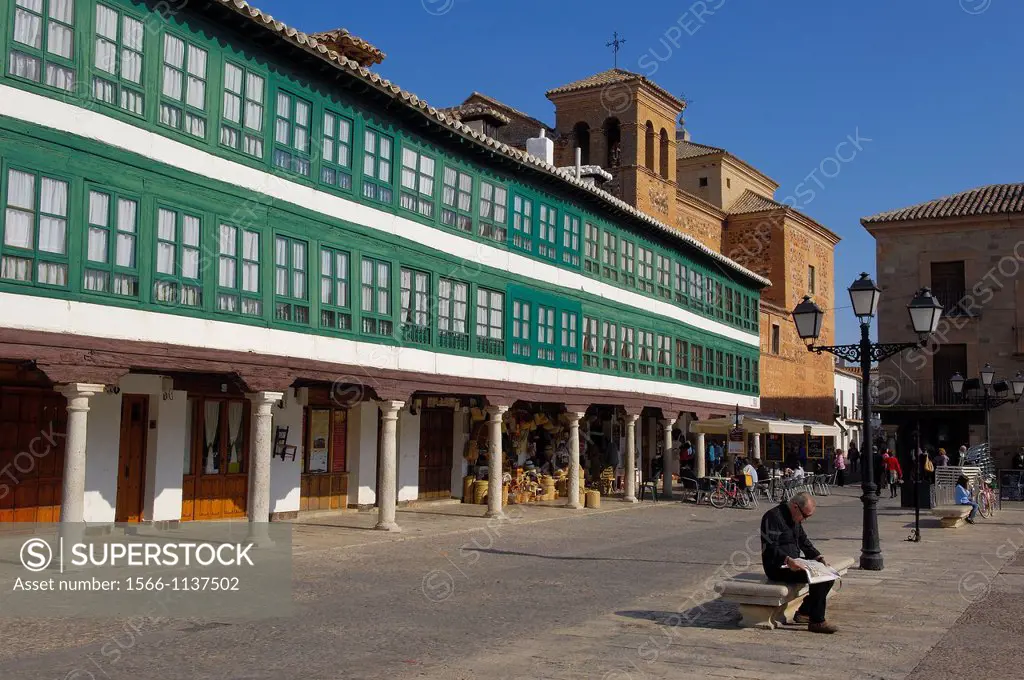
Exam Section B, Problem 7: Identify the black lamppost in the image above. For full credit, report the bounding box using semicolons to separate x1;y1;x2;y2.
791;274;943;571
950;366;1024;446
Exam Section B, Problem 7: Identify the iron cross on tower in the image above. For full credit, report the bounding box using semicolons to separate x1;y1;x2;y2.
606;32;626;69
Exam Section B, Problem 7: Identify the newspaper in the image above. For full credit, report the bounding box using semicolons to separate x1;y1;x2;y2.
784;558;842;585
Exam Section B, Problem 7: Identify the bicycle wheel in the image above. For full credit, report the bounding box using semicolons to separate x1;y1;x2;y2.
978;493;993;519
710;486;728;509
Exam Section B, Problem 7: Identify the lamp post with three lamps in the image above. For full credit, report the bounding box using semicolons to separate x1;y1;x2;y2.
791;273;943;571
949;365;1024;449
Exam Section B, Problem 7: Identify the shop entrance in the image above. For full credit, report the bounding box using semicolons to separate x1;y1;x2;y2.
115;394;149;522
181;397;250;521
0;384;66;522
418;408;454;500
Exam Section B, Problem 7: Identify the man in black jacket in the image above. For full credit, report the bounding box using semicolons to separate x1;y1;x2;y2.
760;492;837;633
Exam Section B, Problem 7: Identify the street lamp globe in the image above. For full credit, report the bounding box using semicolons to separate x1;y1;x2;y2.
980;363;996;387
907;287;944;336
950;372;966;395
1012;371;1024;400
792;295;824;342
849;273;881;320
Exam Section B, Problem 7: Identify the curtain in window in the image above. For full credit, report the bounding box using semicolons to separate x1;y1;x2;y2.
274;237;288;295
244;73;263;131
185;46;206;109
218;224;236;288
87;192;108;263
9;53;41;81
376;261;389;312
453;282;467;333
13;6;42;48
156;210;175;274
120;17;143;83
115;198;136;268
222;64;242;122
162;35;184;99
361;259;373;311
438;279;451;329
181;216;199;279
4;170;35;249
490;294;502;339
203;401;221;474
400;268;411;322
292;241;305;296
242;232;259;292
227;402;244;473
38;178;67;255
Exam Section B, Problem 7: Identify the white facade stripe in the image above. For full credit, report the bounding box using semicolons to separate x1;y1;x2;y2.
0;84;759;347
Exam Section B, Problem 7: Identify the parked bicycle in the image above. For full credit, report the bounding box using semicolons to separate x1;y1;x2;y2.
975;474;997;519
709;478;751;509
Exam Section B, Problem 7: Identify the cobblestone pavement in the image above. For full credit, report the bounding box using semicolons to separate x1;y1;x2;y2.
0;490;1020;680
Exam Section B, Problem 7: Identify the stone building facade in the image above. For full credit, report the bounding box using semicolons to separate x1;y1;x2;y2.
862;183;1024;465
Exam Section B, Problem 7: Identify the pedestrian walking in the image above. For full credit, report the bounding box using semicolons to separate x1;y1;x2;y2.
884;452;902;498
834;447;846;487
848;444;860;474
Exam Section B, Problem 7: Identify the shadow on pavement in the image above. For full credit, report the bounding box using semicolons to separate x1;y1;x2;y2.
467;547;722;566
615;603;741;630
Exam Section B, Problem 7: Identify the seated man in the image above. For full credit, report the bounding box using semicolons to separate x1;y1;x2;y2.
955;475;978;524
760;492;837;634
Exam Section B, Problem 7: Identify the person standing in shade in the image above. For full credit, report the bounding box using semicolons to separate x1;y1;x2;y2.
848;444;860;474
935;448;949;467
834;447;846;487
1012;447;1024;470
760;492;838;634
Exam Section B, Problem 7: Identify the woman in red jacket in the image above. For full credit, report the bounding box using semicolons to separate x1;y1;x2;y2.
883;453;903;498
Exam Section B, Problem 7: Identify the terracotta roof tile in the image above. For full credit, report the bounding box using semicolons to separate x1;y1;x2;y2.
440;102;511;126
728;190;785;214
207;1;768;287
862;183;1024;224
545;68;686;110
676;140;725;160
309;27;385;67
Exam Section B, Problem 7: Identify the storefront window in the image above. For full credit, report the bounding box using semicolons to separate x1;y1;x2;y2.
304;407;347;474
190;397;248;476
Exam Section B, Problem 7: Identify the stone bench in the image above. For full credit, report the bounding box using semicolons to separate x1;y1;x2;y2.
714;556;855;629
931;506;972;528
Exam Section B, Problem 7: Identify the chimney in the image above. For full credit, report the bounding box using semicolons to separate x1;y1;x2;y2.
574;147;582;179
527;129;554;166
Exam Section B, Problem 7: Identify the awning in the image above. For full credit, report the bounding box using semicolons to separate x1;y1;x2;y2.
689;416;807;436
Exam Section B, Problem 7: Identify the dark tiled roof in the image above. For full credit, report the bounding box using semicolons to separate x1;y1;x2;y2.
728;190;785;214
462;92;551;131
545;68;686;110
676;140;725;160
203;1;768;287
862;183;1024;224
310;28;384;67
440;102;511;126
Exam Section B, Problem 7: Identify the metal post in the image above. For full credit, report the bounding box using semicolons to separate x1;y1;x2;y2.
984;390;991;448
859;323;883;570
909;424;921;542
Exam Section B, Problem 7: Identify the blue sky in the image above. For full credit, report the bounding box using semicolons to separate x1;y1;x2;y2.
254;0;1023;344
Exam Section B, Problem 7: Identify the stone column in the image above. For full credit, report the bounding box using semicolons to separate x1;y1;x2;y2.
247;391;283;545
624;413;640;502
376;400;405;531
568;411;586;510
695;432;707;479
751;432;761;462
661;419;675;500
57;383;104;524
485;405;509;519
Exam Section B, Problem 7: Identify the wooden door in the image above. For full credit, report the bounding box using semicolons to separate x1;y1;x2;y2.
181;398;249;521
0;387;66;522
418;408;454;500
115;395;148;523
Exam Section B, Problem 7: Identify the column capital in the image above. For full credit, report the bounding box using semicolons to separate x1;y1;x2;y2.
247;391;285;404
571;411;587;421
485;405;509;417
379;399;406;417
625;413;641;425
661;420;674;432
57;383;105;399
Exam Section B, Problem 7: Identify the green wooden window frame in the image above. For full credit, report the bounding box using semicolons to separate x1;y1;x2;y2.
655;254;671;300
636;246;654;294
714;349;724;387
216;222;261;316
583;222;599;275
361;128;394;205
154;206;202;307
713;281;724;320
637;329;655;376
688;269;704;312
321;111;353;191
7;0;77;92
319;245;351;332
559;309;578;366
159;33;208;139
478;180;507;243
83;187;139;298
440;165;473;233
753;359;759;391
690;343;704;385
360;255;392;337
511;298;532;359
399;266;431;346
601;320;618;371
475;287;504;356
674;338;689;382
619;325;636;374
93;3;145;116
535;303;556;363
582;315;599;368
619;238;635;287
1;167;70;288
561;213;580;268
273;90;312;177
274;234;309;324
725;351;735;389
438;277;469;351
673;261;688;306
399;146;436;218
511;194;533;254
656;333;672;378
220;61;266;158
536;203;557;261
601;232;618;282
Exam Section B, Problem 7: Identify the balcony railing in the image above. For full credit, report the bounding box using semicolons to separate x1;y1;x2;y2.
930;284;971;317
873;378;970;407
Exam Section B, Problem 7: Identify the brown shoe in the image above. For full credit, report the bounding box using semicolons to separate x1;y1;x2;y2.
808;621;838;634
792;613;810;624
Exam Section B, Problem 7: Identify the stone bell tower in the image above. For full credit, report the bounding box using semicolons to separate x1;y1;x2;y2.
546;68;685;226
